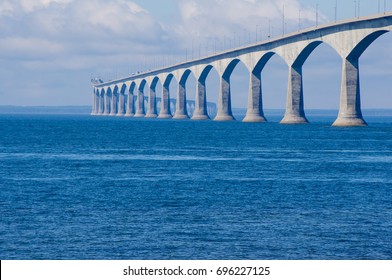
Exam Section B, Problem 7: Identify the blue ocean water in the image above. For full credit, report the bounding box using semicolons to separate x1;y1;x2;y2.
0;113;392;260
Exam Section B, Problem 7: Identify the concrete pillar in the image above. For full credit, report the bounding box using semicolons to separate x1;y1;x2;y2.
110;92;118;116
192;79;210;120
134;90;145;117
243;71;267;122
91;91;96;115
92;91;98;115
103;93;111;116
173;81;189;119
281;66;309;124
98;94;104;115
214;75;235;121
117;93;126;116
333;57;367;126
125;93;135;117
95;92;100;115
158;84;172;119
146;87;158;118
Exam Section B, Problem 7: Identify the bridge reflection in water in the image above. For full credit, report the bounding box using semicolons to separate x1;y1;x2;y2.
91;13;392;126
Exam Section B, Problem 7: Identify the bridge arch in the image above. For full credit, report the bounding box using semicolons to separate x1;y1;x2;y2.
115;84;127;116
158;74;175;118
92;88;99;115
146;77;160;118
299;42;342;119
92;14;392;126
219;59;251;120
243;52;275;122
347;30;389;61
104;87;112;116
182;70;197;118
125;82;136;116
192;65;219;120
98;88;105;114
332;30;391;126
110;85;119;116
359;31;392;111
173;69;193;119
134;80;147;117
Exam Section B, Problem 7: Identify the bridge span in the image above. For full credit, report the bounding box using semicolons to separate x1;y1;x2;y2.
91;13;392;126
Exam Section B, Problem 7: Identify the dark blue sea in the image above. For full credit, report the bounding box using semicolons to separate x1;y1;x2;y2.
1;112;392;260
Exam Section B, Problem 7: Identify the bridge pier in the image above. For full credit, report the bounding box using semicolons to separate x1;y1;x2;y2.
125;93;135;117
146;86;158;118
333;57;367;127
192;80;210;120
116;93;126;116
134;89;145;118
214;75;235;121
110;92;118;116
103;92;111;116
91;91;97;115
173;81;189;119
281;66;309;124
97;94;104;115
158;84;172;119
243;71;267;122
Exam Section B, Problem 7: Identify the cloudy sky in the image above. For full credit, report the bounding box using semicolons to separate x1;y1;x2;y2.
0;0;391;110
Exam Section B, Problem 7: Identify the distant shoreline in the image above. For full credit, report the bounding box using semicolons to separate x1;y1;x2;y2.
0;106;92;115
1;106;392;116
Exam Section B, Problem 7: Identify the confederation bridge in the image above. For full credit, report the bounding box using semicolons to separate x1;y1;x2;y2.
92;13;392;126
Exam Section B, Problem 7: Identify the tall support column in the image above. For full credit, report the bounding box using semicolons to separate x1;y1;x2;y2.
91;90;96;115
146;87;158;118
173;81;189;119
243;71;267;122
281;66;309;124
103;93;111;115
98;93;104;115
94;92;100;115
134;89;145;117
333;57;367;126
214;75;235;121
125;93;135;117
192;79;209;120
158;84;172;119
110;92;118;116
117;92;126;116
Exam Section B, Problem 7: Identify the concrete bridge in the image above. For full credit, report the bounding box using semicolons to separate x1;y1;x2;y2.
91;13;392;126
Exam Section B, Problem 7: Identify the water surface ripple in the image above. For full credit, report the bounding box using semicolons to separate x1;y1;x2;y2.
0;115;391;259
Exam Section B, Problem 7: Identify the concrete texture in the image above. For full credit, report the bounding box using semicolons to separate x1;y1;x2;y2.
92;13;392;126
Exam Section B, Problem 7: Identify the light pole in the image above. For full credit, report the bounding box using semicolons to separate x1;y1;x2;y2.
385;0;387;14
358;0;361;18
282;4;285;35
298;9;301;31
268;19;271;38
191;37;194;60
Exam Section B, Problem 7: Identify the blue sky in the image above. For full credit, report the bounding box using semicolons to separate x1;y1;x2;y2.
0;0;391;109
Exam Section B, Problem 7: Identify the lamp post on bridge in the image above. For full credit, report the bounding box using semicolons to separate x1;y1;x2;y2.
385;0;387;14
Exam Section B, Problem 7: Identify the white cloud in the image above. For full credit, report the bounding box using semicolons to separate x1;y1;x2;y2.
175;0;317;38
0;0;15;16
0;0;390;108
19;0;73;13
0;0;167;65
0;37;65;59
